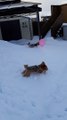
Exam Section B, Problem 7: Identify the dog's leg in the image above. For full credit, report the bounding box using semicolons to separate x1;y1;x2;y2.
37;67;43;73
22;70;31;77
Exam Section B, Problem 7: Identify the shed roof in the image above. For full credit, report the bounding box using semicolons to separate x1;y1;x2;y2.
0;1;42;16
0;1;41;9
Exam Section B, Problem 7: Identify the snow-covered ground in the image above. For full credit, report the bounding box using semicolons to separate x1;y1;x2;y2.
0;32;67;120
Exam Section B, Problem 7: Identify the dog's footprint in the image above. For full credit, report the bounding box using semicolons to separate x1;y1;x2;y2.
46;114;52;118
34;76;38;80
64;108;67;112
31;101;36;107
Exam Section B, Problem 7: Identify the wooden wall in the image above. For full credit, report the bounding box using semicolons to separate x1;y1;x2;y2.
61;4;67;23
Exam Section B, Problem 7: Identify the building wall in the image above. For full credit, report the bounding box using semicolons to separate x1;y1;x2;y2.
61;4;67;23
51;4;67;23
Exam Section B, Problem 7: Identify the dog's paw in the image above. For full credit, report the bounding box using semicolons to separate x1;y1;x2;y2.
22;70;31;77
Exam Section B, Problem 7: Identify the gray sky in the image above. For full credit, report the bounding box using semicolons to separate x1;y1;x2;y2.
22;0;67;15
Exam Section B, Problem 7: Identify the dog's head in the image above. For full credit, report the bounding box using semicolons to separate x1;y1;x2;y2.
39;61;48;71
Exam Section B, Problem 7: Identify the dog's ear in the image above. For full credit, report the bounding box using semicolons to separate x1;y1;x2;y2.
24;65;28;68
40;61;48;71
41;61;45;65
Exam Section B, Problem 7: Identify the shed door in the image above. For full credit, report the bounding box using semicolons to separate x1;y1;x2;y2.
0;19;21;41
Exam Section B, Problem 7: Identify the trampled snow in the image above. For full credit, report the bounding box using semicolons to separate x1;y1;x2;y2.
0;34;67;120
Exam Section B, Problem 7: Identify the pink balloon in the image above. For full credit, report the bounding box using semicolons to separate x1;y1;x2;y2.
39;39;45;46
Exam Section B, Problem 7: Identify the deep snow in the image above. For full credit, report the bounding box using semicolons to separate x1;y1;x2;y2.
0;33;67;120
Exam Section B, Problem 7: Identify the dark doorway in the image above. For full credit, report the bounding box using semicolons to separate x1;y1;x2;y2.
0;20;22;41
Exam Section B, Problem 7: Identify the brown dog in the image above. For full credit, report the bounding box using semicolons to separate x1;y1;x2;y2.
22;61;48;77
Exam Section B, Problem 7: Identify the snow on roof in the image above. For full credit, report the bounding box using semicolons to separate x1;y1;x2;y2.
0;1;41;10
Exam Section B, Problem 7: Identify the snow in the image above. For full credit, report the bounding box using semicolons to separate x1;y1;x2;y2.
0;32;67;120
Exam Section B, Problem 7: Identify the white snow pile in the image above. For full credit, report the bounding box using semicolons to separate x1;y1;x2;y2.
0;36;67;120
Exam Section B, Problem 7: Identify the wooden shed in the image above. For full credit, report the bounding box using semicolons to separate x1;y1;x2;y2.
50;4;67;38
37;3;67;39
61;4;67;23
0;0;42;40
51;4;67;23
